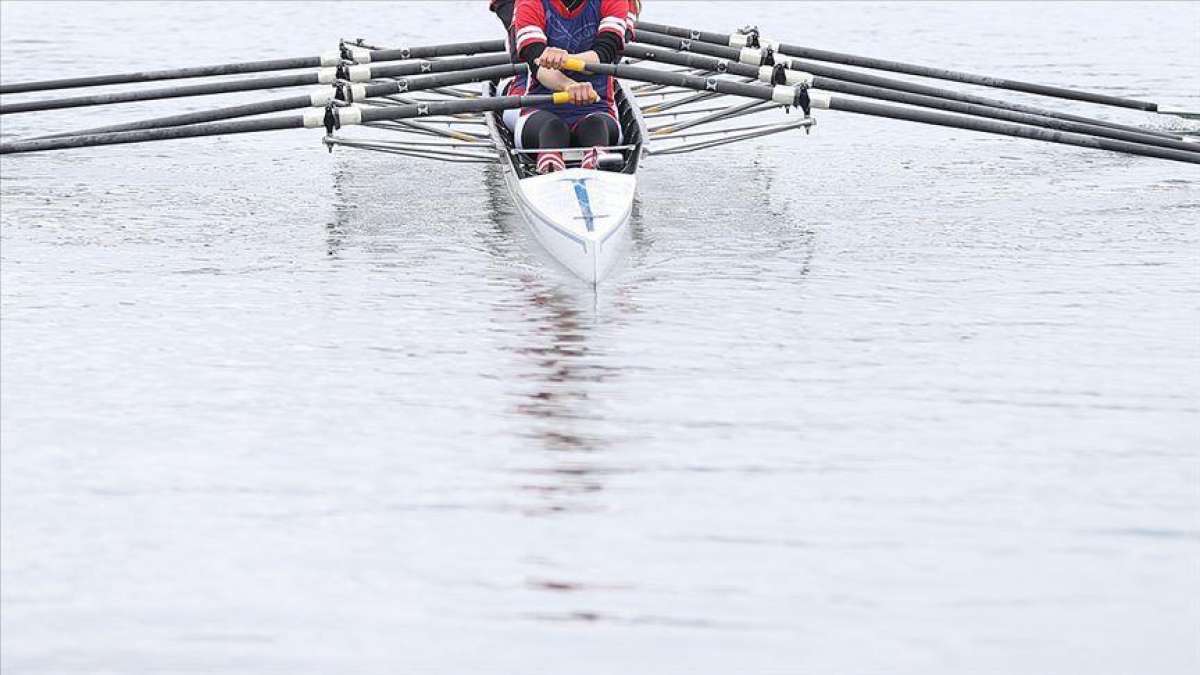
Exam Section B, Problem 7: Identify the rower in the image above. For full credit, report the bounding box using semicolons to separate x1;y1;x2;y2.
491;0;638;119
508;0;629;173
625;0;641;41
490;0;516;29
492;0;638;39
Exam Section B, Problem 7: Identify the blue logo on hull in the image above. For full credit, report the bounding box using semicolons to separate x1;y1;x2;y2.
566;178;596;233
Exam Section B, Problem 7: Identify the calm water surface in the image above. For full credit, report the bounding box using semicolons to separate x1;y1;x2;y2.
1;2;1198;673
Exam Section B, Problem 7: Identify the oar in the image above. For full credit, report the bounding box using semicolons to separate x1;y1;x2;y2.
0;53;513;115
559;59;1200;164
0;92;574;155
633;30;1185;141
32;63;529;139
636;20;1170;113
0;39;506;94
623;45;1199;154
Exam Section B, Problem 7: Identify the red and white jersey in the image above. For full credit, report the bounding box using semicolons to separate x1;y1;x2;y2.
625;0;640;39
513;0;627;54
511;0;627;123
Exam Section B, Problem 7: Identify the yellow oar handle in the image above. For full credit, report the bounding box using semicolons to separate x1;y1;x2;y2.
551;89;600;105
550;59;597;105
561;57;588;72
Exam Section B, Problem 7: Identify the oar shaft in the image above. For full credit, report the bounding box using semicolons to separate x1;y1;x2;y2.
828;96;1197;163
355;93;560;124
36;63;529;139
367;39;505;64
0;53;513;116
565;59;790;103
636;20;1161;111
0;91;567;154
0;39;507;95
0;56;323;95
30;95;317;139
566;60;1200;164
362;62;526;99
826;80;1198;153
624;44;1199;154
360;52;512;80
0;115;307;154
632;31;1182;141
0;71;318;115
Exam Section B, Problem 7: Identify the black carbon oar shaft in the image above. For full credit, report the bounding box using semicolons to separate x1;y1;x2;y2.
566;60;1200;164
367;39;505;64
0;116;307;154
0;72;319;114
35;63;529;139
355;93;558;124
29;95;317;140
360;62;525;98
637;20;1160;111
827;96;1197;162
624;45;1199;154
0;57;325;95
364;52;512;79
0;39;506;94
633;31;1182;141
0;93;563;154
0;53;514;116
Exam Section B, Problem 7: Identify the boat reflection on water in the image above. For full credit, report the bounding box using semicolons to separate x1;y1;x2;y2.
315;146;816;625
325;162;354;257
324;157;406;260
479;164;642;517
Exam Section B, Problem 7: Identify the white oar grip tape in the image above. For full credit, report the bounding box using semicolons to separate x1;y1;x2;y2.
321;47;371;67
321;65;372;84
304;105;363;129
771;86;797;106
303;109;327;128
309;84;366;106
768;85;828;113
337;106;363;126
758;66;813;87
739;48;764;66
770;54;795;70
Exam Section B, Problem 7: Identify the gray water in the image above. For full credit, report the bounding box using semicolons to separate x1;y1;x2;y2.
2;1;1198;673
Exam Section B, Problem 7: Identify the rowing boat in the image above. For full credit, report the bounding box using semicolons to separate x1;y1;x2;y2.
313;65;817;287
2;21;1195;289
484;80;645;283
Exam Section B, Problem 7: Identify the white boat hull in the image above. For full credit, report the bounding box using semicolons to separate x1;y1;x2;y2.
484;80;645;285
503;166;635;284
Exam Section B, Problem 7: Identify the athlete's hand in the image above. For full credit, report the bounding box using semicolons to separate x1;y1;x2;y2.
537;47;570;70
564;82;598;105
